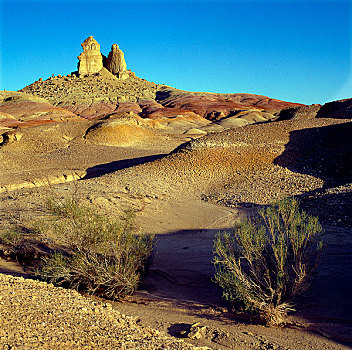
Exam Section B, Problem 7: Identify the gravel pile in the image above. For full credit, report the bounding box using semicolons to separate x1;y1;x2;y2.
0;274;207;349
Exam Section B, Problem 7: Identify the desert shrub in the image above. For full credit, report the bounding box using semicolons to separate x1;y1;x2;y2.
34;197;154;300
213;198;323;326
0;228;24;248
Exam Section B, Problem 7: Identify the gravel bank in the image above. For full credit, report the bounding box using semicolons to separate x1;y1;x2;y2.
0;274;207;349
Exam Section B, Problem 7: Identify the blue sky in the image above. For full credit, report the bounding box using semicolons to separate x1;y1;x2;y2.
0;0;351;104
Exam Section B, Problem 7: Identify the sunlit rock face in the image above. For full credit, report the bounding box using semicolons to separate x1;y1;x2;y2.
77;36;103;76
106;44;129;79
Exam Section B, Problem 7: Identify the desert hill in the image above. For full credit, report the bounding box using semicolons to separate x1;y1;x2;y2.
1;36;352;349
0;91;82;132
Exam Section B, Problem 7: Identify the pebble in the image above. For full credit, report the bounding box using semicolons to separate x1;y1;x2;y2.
0;274;207;349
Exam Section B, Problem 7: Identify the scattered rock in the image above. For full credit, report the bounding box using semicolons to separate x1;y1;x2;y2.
180;322;207;340
0;274;204;349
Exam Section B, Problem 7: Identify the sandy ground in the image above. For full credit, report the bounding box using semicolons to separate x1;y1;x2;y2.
0;117;352;349
1;184;351;350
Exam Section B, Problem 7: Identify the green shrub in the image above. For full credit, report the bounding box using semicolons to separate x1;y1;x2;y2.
34;197;154;300
213;198;323;326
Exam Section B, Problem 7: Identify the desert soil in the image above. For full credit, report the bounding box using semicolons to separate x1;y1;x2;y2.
0;116;351;349
0;274;206;350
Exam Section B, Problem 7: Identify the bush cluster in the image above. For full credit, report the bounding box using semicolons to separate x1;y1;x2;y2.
37;197;154;300
213;198;323;325
1;196;154;300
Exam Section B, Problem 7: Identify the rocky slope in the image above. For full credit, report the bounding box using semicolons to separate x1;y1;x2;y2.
20;68;158;106
0;274;205;350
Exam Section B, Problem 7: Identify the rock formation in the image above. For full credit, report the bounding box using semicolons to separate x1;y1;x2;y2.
106;44;129;79
77;36;103;76
77;37;131;79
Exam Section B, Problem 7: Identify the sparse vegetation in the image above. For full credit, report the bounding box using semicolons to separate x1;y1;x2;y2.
1;196;154;300
39;197;154;299
0;228;24;248
213;198;323;326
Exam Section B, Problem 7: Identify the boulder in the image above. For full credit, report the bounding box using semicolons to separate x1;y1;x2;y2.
0;130;22;146
179;322;207;340
78;36;103;76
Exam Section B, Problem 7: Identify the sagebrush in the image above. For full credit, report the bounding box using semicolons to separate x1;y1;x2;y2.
38;196;154;299
213;198;323;326
1;195;154;300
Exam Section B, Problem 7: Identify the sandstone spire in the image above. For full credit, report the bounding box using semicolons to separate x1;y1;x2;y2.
77;36;103;76
106;44;129;79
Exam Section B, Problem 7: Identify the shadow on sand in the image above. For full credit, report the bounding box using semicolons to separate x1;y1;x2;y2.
139;122;352;346
137;224;352;347
82;154;167;179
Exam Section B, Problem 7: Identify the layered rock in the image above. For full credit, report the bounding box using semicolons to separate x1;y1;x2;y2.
0;91;81;130
106;44;129;79
77;36;103;76
156;86;304;119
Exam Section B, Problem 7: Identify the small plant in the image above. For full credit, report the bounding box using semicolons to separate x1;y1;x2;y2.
0;228;24;247
34;196;154;300
213;198;323;326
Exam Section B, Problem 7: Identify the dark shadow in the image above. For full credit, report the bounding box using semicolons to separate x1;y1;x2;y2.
168;323;191;338
0;265;30;278
297;189;352;227
316;99;352;119
274;122;352;187
82;154;167;179
143;228;228;306
138;221;352;347
155;89;173;106
275;107;300;121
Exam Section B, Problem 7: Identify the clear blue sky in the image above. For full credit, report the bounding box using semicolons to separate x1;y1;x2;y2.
0;0;351;104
